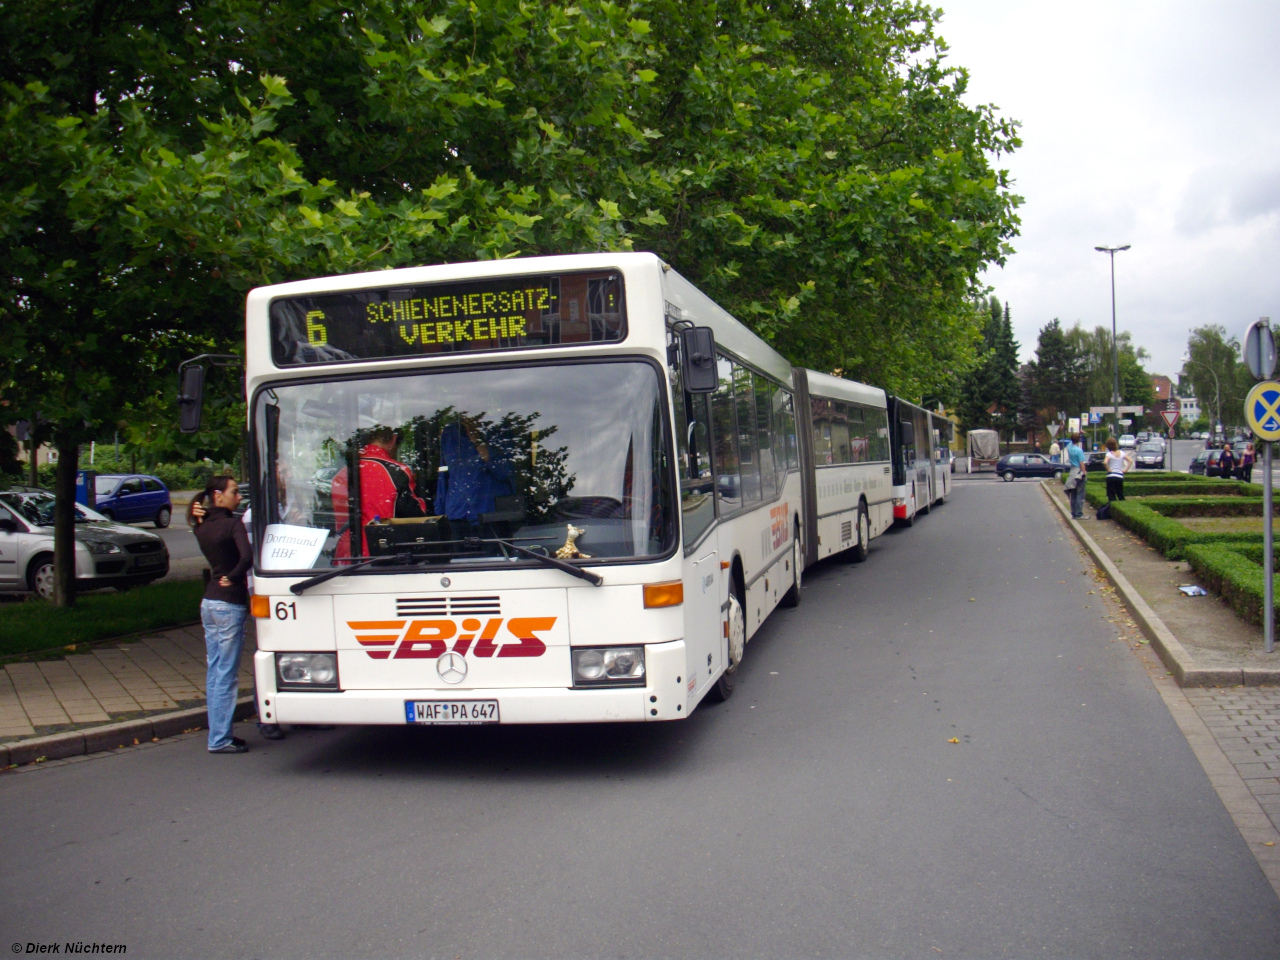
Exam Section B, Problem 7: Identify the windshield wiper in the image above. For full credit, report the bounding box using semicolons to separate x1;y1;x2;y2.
289;554;409;595
467;536;603;586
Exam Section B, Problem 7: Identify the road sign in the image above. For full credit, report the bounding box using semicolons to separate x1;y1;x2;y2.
1245;319;1276;380
1160;409;1180;428
1089;412;1102;424
1119;419;1132;427
1045;423;1059;438
1245;380;1280;441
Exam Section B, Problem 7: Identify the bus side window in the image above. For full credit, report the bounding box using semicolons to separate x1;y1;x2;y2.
711;355;741;514
812;398;832;465
781;391;799;471
754;374;777;501
830;401;851;464
734;364;761;504
771;386;790;491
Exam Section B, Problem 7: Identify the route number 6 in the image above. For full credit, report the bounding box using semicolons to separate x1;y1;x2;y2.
275;600;298;620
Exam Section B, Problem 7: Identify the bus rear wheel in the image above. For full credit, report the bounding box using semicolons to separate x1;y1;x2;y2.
848;504;870;563
707;583;745;702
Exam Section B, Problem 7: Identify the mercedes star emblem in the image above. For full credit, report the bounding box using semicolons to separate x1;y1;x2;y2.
437;651;467;684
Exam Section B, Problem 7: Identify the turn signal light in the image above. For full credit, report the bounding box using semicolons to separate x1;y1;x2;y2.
643;581;684;608
250;595;271;619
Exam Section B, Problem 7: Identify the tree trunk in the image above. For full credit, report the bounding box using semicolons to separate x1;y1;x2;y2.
53;432;79;608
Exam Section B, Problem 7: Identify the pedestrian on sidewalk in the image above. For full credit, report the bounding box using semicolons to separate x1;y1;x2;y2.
1065;434;1088;519
1219;445;1235;480
190;477;253;755
1103;437;1132;502
1241;443;1255;483
1049;440;1061;463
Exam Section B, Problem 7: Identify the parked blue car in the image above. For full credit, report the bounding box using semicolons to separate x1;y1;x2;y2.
93;474;172;528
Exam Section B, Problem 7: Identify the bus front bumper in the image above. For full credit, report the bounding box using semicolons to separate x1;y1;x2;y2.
254;639;688;725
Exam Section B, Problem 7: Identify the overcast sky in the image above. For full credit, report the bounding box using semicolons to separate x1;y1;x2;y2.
935;0;1280;386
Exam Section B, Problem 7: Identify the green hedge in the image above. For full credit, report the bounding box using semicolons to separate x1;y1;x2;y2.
1142;497;1266;518
1108;500;1264;558
1086;472;1208;484
1085;481;1246;499
1184;543;1280;631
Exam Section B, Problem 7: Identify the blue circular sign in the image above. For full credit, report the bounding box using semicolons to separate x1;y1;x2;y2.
1245;380;1280;441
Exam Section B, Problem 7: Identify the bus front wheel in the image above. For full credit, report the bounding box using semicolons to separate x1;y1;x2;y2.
708;582;745;702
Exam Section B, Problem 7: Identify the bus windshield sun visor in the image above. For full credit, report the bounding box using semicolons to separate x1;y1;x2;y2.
253;360;676;576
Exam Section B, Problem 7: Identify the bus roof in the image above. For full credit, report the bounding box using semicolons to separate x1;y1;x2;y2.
803;369;887;408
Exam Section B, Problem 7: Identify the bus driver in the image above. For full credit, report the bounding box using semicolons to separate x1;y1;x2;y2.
332;425;428;557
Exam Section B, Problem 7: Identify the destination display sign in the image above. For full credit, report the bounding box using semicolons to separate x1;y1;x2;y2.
269;270;625;367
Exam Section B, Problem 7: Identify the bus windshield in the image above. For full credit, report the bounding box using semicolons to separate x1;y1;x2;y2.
252;360;675;573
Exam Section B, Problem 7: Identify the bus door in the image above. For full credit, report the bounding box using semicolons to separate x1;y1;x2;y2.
675;379;721;696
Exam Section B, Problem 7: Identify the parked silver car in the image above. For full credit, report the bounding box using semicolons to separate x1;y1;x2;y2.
0;490;170;599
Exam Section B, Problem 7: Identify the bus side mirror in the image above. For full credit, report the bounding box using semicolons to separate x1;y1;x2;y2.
178;364;205;434
900;421;915;446
680;327;717;393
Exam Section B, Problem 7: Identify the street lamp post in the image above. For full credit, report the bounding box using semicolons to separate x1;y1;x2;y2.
1095;244;1131;437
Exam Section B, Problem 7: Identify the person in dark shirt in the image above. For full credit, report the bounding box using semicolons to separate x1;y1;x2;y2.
191;477;253;754
435;415;515;528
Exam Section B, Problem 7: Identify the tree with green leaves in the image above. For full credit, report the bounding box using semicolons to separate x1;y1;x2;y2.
1183;325;1248;433
1029;318;1086;418
957;296;1021;441
0;0;1020;604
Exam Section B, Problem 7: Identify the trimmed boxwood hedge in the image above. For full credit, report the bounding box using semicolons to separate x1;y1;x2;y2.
1184;543;1280;631
1142;497;1266;518
1085;481;1247;499
1107;500;1264;558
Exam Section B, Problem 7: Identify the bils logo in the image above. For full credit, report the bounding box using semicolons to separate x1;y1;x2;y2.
349;617;555;660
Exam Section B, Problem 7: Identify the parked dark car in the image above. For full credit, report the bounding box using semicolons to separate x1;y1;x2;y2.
1086;451;1107;473
1134;442;1165;469
93;474;172;528
996;453;1066;481
1189;449;1231;477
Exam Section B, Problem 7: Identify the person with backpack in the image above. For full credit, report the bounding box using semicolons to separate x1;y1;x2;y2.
331;425;428;558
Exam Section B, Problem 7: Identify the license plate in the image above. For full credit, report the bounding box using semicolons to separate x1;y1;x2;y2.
405;700;499;725
135;556;165;568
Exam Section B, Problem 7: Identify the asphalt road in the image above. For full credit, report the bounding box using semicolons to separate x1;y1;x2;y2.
3;478;1279;958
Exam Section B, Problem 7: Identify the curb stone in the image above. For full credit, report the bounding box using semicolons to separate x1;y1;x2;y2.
1041;481;1280;687
0;695;256;769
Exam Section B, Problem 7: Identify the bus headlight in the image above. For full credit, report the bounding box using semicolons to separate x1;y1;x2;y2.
572;647;646;687
276;653;339;690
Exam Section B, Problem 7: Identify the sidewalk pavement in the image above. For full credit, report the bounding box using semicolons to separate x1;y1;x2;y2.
0;619;257;766
1041;478;1280;893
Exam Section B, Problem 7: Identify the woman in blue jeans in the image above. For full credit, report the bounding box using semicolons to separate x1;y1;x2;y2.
190;477;253;754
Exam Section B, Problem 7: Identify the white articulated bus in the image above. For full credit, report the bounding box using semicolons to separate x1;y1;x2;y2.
228;252;927;728
792;369;895;566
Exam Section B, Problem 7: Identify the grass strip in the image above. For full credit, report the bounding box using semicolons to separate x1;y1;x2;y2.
0;579;205;658
1141;497;1266;518
1184;543;1280;630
